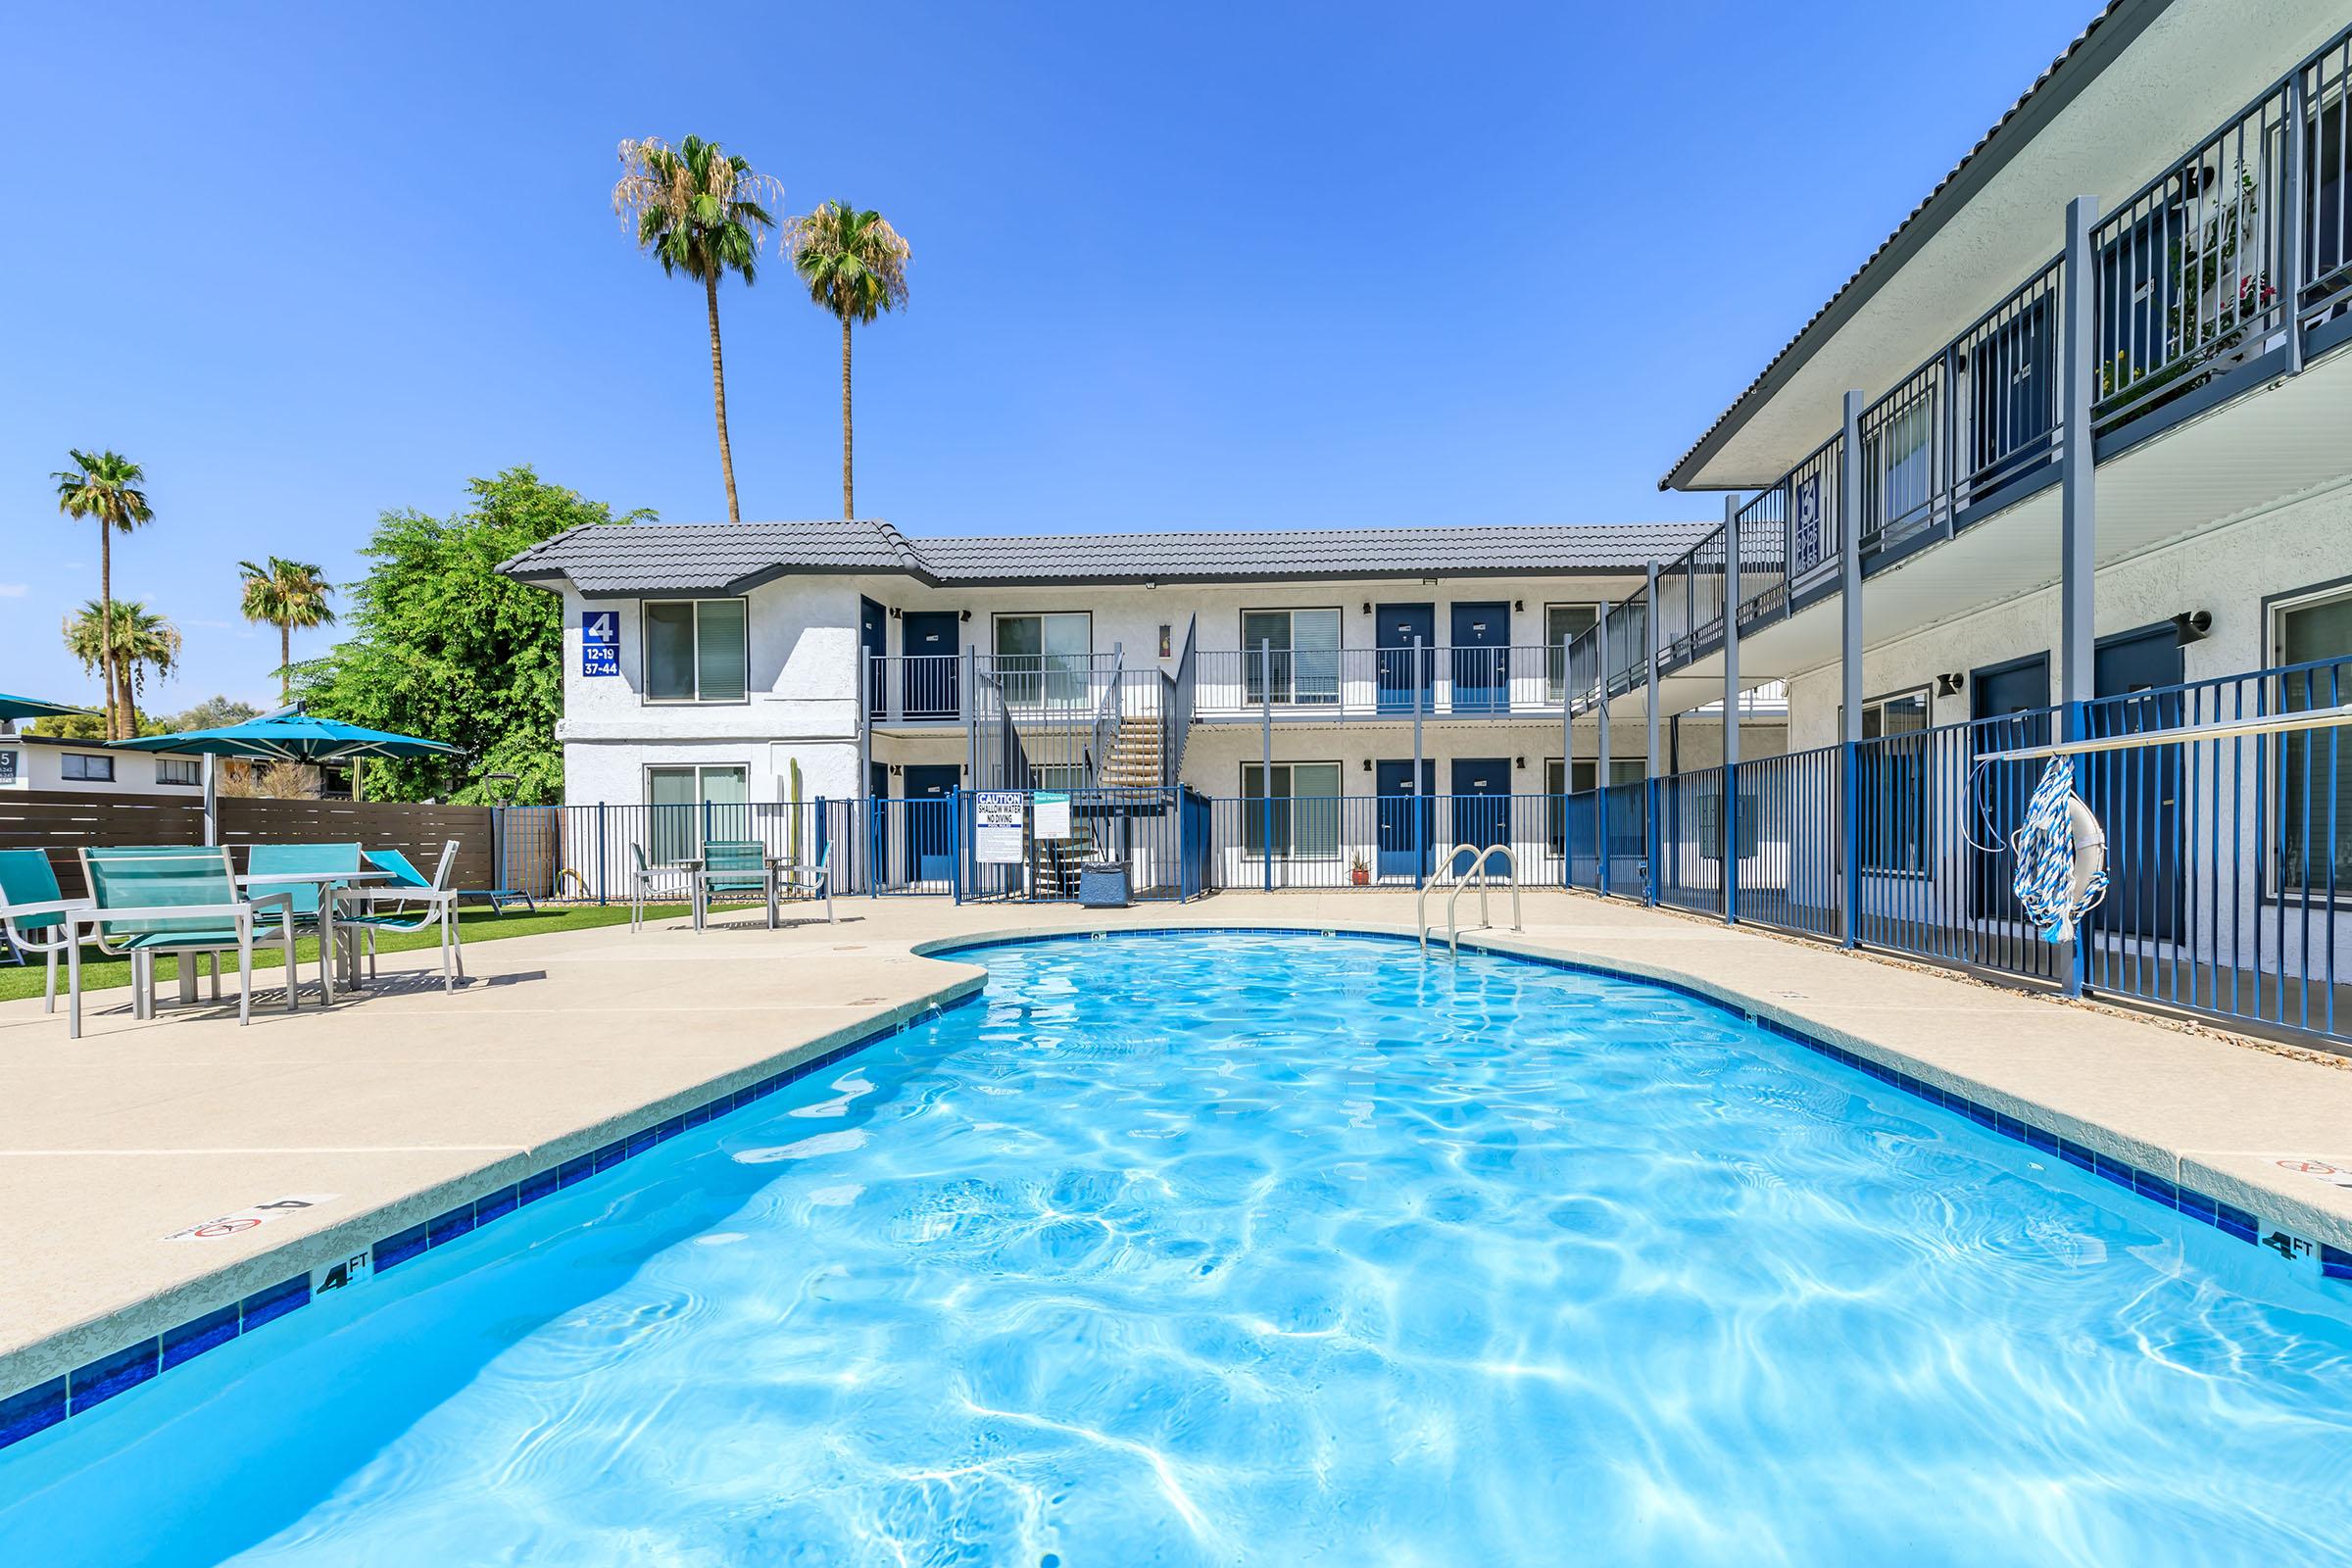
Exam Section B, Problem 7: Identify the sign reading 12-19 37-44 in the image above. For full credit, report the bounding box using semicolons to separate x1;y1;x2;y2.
581;611;619;677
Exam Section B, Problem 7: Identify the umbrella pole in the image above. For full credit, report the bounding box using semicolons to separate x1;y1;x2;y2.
203;755;219;847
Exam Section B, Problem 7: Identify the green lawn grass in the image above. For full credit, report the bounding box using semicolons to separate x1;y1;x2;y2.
0;902;691;1004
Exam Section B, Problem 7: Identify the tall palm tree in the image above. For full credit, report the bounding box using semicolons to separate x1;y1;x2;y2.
62;600;180;731
787;202;910;519
237;556;337;704
52;451;153;738
612;136;783;525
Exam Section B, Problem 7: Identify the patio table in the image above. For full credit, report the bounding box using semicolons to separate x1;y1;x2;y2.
237;868;391;1004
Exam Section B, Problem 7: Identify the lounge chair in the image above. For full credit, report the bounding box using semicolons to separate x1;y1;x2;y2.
691;839;778;932
0;849;93;1035
337;842;465;991
78;846;297;1030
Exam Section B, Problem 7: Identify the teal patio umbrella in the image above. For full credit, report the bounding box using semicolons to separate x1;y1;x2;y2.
0;692;94;722
115;712;465;842
114;711;463;763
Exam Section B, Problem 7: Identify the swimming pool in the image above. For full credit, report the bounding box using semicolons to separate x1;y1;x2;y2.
3;931;2349;1563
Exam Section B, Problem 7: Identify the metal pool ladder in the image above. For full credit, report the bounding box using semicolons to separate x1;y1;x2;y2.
1418;844;1521;957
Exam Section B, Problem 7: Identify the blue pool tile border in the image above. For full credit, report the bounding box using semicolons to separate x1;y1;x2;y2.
0;994;980;1454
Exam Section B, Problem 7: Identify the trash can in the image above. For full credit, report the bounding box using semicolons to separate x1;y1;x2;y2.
1077;861;1131;908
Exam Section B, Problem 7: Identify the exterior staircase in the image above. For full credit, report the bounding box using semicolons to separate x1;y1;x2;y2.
1097;714;1165;790
1030;817;1098;897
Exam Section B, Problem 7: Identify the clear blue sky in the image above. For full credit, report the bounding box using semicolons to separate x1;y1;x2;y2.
2;0;2094;710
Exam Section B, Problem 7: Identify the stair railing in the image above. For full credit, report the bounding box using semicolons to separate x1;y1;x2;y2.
1163;614;1198;788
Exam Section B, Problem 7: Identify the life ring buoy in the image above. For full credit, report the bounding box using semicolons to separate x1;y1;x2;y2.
2055;794;2107;943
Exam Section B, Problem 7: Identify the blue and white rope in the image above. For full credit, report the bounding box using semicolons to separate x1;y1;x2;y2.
2011;758;2106;941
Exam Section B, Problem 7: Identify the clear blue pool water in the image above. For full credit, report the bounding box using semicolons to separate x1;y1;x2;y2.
4;932;2351;1565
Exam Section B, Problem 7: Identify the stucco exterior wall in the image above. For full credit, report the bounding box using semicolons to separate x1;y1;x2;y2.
1783;480;2352;750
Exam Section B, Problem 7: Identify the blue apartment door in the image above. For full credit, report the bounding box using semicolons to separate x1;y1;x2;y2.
1970;655;2050;918
1448;757;1510;875
1450;603;1509;712
861;598;887;717
1376;604;1436;713
902;612;960;719
902;764;960;885
2089;625;2183;942
1375;760;1434;880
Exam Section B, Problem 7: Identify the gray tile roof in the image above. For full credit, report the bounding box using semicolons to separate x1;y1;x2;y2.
502;519;1713;594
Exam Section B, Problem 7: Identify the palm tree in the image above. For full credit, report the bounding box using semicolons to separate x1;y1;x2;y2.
52;451;153;738
787;202;910;519
237;556;337;704
62;600;180;730
612;137;783;525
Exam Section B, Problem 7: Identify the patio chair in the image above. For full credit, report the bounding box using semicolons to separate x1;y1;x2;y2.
246;841;367;1002
337;841;465;991
77;846;297;1031
776;840;835;925
0;849;93;1035
691;839;778;932
627;843;663;932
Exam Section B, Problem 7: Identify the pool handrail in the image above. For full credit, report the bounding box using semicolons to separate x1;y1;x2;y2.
1418;844;1521;956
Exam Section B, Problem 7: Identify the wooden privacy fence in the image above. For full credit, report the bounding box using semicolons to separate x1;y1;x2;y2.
0;790;497;899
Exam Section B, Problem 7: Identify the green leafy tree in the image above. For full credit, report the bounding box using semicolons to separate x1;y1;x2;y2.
52;450;154;737
170;695;262;731
237;556;337;704
62;600;180;724
297;466;648;803
612;136;783;525
787;202;910;519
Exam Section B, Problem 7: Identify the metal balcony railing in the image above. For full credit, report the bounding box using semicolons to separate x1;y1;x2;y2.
1643;22;2352;688
1190;644;1592;721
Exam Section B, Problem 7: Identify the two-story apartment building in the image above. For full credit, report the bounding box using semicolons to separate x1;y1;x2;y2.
500;520;1788;887
1602;0;2352;1029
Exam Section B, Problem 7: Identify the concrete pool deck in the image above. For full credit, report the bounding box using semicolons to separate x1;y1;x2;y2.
5;889;2351;1409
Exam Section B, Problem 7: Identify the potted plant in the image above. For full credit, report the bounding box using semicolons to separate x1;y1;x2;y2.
1349;851;1370;887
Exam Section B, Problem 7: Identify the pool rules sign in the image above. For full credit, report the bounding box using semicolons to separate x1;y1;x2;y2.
975;792;1026;863
581;611;619;677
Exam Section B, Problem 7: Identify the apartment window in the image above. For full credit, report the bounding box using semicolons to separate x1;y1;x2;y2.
1859;689;1931;873
1544;604;1598;699
995;612;1091;709
646;764;749;864
2274;585;2352;892
1240;609;1341;706
60;752;115;782
643;599;748;704
156;757;201;786
1241;761;1342;860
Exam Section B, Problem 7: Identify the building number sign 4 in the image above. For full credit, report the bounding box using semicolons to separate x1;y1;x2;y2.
582;611;619;677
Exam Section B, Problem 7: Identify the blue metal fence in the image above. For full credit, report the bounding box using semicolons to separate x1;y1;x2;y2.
510;651;2352;1049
